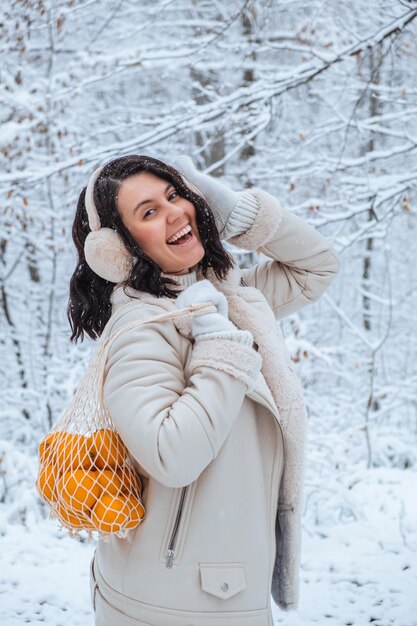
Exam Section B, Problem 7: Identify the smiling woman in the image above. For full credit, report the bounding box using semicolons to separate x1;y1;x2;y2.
65;153;340;626
68;155;234;342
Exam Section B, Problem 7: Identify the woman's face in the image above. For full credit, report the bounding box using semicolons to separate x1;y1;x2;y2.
117;171;205;275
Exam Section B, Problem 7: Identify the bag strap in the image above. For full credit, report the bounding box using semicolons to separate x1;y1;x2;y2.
101;301;216;352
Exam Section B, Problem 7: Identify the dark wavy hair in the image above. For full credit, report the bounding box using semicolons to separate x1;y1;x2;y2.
68;155;234;343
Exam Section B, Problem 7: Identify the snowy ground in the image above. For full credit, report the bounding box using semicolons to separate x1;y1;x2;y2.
1;468;416;626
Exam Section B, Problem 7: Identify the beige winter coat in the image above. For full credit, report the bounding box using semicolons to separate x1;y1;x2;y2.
90;187;340;626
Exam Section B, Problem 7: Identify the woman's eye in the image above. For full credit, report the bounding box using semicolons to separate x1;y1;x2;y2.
143;208;155;219
168;190;178;201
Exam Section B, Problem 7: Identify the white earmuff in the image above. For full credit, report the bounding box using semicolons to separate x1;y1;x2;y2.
83;165;133;283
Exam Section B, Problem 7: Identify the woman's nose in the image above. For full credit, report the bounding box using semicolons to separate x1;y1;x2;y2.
166;202;185;223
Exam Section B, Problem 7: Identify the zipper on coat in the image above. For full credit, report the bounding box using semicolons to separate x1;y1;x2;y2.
165;486;188;568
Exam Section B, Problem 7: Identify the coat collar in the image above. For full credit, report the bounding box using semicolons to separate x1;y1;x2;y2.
197;259;242;294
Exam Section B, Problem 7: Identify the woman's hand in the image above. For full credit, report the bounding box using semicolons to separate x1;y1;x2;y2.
176;280;237;337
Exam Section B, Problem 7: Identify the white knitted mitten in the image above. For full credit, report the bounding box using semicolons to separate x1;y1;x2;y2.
171;156;259;240
176;280;251;342
178;280;261;391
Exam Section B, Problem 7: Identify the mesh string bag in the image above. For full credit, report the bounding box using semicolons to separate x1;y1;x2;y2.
36;302;215;539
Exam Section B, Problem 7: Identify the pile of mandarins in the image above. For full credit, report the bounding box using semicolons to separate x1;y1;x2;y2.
36;428;145;534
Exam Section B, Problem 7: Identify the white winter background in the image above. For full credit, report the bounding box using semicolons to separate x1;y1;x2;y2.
1;1;417;625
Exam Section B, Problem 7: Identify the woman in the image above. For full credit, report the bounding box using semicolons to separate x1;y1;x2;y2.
69;154;340;626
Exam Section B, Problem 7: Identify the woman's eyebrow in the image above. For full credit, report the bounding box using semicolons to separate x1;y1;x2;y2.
133;182;173;215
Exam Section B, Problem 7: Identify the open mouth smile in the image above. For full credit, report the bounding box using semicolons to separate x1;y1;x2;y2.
167;224;194;245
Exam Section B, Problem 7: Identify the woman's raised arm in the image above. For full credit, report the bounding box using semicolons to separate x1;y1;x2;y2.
233;187;341;319
172;156;340;319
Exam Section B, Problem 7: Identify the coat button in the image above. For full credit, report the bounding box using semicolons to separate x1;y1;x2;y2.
220;582;229;592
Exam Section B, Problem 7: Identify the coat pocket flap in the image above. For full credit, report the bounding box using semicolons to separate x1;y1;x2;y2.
199;563;246;600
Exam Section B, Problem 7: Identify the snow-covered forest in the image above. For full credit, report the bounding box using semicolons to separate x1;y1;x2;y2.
1;1;417;624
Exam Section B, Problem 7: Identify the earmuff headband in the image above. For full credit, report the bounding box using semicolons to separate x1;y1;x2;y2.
85;165;104;231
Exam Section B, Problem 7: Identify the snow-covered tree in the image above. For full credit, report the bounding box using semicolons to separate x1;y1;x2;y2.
1;1;416;529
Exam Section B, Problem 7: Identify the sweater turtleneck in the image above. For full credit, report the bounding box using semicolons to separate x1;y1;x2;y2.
162;270;197;291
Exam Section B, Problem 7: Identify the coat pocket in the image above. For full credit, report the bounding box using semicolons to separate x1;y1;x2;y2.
199;563;246;600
